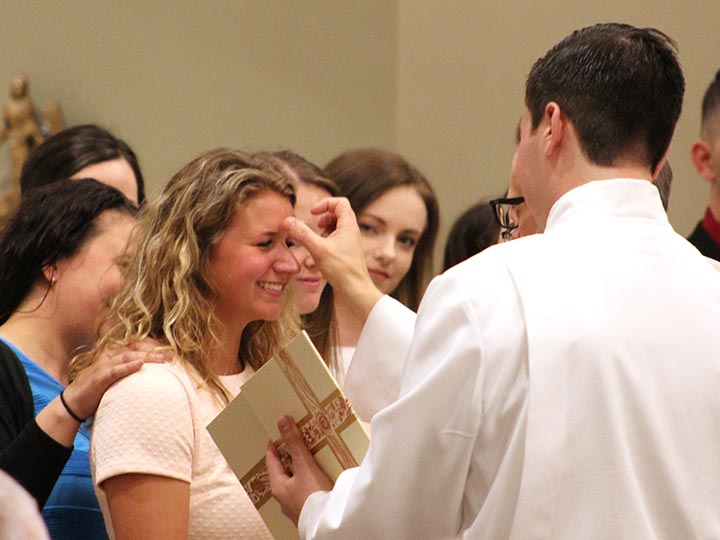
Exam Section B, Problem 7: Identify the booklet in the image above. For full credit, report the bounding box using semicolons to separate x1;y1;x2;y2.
207;330;370;540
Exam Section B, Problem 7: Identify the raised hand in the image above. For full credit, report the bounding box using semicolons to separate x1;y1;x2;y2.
284;197;382;320
63;341;171;421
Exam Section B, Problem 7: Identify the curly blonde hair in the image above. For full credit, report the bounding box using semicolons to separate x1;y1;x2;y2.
71;148;299;403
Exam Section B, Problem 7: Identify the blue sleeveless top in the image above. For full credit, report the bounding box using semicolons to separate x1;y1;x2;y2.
2;339;106;540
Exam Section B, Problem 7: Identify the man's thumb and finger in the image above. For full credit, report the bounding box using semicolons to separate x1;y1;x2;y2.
275;416;334;491
284;217;326;256
277;416;317;470
266;416;320;483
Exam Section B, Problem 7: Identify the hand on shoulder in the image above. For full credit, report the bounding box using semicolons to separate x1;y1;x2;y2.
64;340;172;421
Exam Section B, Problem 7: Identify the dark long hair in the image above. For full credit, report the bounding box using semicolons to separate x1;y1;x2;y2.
443;199;500;271
0;178;137;324
20;124;146;204
325;148;439;311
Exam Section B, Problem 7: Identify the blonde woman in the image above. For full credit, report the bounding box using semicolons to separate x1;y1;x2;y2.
71;149;300;539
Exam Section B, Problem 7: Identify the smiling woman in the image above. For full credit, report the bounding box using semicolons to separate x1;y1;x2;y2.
69;149;301;540
255;150;342;381
209;190;301;340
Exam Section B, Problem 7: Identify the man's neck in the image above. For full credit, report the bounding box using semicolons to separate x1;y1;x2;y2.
539;162;653;230
576;161;653;184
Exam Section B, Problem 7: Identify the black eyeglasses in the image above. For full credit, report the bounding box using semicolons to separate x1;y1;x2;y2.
489;196;525;239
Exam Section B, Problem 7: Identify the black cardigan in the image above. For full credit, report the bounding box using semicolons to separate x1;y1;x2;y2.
0;340;72;507
688;221;720;262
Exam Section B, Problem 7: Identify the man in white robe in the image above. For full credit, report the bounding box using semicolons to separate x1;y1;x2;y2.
268;23;720;539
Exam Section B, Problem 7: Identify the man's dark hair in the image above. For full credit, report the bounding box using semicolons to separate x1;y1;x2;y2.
525;23;684;173
701;68;720;129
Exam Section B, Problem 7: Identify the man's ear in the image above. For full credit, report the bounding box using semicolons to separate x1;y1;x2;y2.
544;102;565;157
691;140;715;183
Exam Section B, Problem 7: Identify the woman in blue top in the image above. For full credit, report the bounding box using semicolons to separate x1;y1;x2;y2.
0;178;164;540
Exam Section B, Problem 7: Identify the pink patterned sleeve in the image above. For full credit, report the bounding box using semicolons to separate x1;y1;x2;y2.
91;363;195;486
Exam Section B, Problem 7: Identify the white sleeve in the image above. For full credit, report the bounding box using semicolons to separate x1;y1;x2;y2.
299;273;485;539
342;295;416;421
91;363;194;486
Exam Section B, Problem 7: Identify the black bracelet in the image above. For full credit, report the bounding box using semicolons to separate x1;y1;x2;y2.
59;390;86;423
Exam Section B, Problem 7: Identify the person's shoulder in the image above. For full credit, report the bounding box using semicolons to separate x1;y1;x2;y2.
104;358;192;399
425;246;506;307
426;237;546;314
443;234;544;279
97;358;197;422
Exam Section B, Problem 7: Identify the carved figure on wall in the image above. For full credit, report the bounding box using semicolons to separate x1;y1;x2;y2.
0;74;65;217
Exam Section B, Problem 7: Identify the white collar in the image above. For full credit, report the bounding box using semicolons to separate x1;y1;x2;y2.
545;179;667;232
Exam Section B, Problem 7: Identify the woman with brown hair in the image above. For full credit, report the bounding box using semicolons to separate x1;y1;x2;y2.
323;148;439;385
20;123;145;206
0;178;149;539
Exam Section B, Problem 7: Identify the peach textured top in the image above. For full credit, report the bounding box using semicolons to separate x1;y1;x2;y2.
91;361;272;540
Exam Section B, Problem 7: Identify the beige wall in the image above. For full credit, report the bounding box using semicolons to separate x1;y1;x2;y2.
397;0;720;248
0;1;397;198
2;2;717;247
